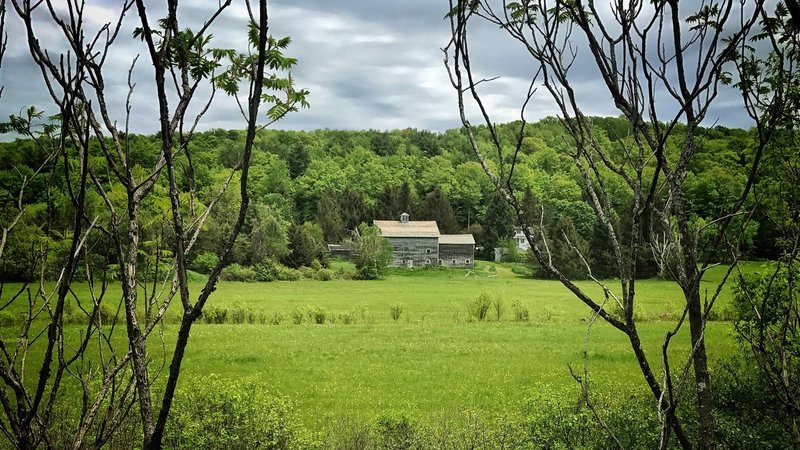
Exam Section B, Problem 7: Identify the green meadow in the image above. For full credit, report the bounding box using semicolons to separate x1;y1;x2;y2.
1;261;758;429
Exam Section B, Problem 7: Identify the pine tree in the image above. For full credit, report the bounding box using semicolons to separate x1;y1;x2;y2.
422;186;460;234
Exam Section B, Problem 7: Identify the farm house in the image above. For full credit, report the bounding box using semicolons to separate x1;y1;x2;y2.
373;213;475;268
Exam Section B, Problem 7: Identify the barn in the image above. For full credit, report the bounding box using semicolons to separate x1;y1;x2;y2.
373;213;475;269
438;234;476;268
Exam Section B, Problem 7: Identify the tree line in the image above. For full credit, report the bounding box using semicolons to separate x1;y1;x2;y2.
0;116;773;280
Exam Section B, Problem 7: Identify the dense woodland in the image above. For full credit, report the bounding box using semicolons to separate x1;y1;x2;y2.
0;116;776;281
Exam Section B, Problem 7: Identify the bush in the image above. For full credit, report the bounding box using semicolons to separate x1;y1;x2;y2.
202;306;228;324
278;267;301;281
512;300;529;322
493;296;504;321
469;292;492;321
390;304;404;321
291;307;305;324
0;311;18;327
713;356;794;449
254;259;283;282
337;311;357;324
308;306;327;324
298;266;316;279
221;263;258;282
190;251;218;275
375;412;416;450
316;268;334;281
269;311;284;325
164;375;318;449
230;304;247;324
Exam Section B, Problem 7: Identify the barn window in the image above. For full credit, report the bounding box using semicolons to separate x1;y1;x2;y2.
426;248;432;254
438;259;443;265
425;259;431;265
452;259;457;264
465;259;471;264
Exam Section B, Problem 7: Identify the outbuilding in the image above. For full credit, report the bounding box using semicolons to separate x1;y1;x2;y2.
373;213;475;269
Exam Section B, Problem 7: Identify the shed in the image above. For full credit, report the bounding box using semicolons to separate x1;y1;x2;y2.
438;234;476;268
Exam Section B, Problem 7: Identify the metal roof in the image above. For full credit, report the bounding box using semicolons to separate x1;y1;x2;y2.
373;220;440;237
438;234;476;245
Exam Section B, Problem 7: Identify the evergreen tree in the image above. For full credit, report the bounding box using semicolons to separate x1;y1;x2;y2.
285;221;327;268
338;187;371;231
422;186;460;234
375;181;416;220
316;190;345;243
287;142;310;179
481;190;517;258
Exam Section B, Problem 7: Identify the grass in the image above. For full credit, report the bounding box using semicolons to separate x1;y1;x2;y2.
0;260;761;428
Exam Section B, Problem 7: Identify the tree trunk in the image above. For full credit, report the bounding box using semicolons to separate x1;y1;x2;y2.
122;198;154;446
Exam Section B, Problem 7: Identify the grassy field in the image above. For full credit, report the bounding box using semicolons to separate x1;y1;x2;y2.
1;260;762;429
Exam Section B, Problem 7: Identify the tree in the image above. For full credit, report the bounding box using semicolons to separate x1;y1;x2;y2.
375;181;417;220
338;186;371;232
353;224;394;279
422;186;460;234
288;141;310;179
2;1;308;448
445;0;770;447
246;204;291;264
285;221;327;268
481;190;517;258
730;3;800;446
316;189;345;243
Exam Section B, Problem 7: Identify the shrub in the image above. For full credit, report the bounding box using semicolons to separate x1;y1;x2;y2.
469;292;492;321
390;304;404;321
298;266;316;279
221;263;257;282
269;311;284;325
337;311;357;325
0;311;17;327
230;304;247;324
512;300;529;322
375;412;416;450
190;251;218;274
493;295;504;321
278;267;301;281
316;268;334;281
290;307;305;325
254;259;283;282
202;306;227;324
309;306;327;325
713;357;794;449
164;375;318;449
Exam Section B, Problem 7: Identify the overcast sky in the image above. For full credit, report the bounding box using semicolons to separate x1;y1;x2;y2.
0;1;754;135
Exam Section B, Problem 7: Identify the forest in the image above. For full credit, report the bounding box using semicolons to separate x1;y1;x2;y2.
1;0;799;448
0;116;773;282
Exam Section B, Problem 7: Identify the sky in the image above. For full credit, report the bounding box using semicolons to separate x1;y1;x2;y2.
0;1;755;135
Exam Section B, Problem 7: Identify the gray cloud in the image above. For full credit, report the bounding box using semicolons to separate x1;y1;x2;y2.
0;1;756;138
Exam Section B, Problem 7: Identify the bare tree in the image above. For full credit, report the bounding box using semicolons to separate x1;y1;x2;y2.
445;0;771;447
732;3;800;446
1;0;307;448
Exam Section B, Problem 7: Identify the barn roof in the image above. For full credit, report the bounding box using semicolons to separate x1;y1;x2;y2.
373;220;440;237
439;234;476;245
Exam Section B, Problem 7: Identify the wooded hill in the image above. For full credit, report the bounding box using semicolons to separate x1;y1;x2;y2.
0;116;776;280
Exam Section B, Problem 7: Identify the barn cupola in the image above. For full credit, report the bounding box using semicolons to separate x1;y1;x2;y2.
400;212;410;223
